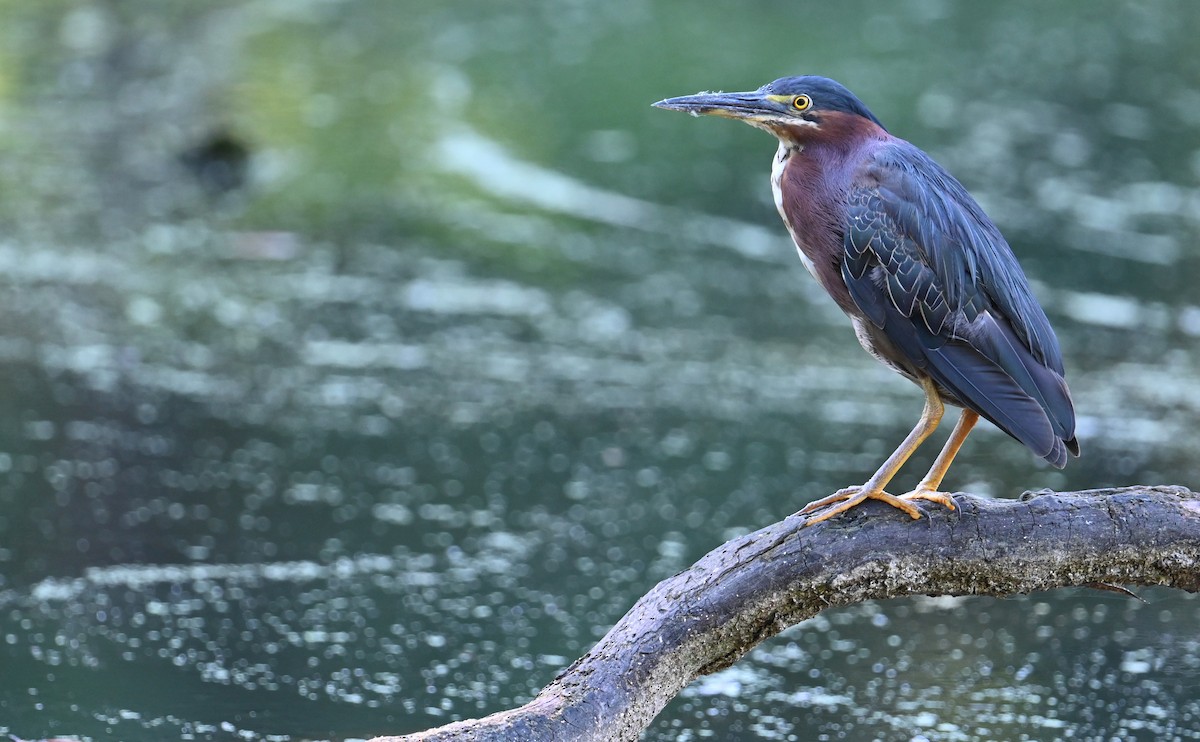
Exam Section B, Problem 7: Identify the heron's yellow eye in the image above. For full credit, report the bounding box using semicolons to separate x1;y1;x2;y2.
792;95;812;111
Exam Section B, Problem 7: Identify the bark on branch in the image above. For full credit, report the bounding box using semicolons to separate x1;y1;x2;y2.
373;486;1200;742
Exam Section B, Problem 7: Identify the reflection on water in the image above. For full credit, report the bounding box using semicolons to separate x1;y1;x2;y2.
436;128;784;262
667;595;1200;741
0;1;1199;740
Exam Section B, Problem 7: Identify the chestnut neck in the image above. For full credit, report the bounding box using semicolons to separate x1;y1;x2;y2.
772;110;889;155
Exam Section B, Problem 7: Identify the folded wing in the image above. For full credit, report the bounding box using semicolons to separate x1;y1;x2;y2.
840;142;1078;467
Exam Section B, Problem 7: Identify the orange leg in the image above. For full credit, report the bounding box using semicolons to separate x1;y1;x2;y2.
898;409;979;510
799;376;943;526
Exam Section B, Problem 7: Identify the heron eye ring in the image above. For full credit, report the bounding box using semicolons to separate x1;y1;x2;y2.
792;95;812;111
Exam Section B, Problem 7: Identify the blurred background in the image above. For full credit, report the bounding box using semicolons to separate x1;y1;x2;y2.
0;0;1198;740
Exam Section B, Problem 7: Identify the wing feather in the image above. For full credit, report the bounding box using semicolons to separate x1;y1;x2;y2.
840;143;1078;465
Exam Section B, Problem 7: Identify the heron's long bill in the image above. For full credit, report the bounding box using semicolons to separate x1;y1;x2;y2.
652;91;777;119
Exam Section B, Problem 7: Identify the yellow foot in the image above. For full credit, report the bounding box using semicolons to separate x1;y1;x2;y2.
798;486;922;527
796;486;861;515
899;489;958;512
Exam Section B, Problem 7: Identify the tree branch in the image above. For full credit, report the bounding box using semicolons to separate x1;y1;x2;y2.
372;486;1200;742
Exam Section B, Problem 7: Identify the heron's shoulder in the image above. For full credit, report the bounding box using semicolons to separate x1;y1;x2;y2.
853;139;1066;375
861;139;971;195
854;139;1003;242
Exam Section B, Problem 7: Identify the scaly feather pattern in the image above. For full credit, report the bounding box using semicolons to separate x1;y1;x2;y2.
840;141;1078;466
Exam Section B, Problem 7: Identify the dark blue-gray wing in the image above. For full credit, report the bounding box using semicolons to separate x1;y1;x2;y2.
841;143;1078;467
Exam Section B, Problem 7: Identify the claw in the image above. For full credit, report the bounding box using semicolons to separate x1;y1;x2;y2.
800;486;922;526
796;486;861;515
899;489;957;511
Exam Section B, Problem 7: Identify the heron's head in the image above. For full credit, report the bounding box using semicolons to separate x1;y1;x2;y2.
653;75;886;143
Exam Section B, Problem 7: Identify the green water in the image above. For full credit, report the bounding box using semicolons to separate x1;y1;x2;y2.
1;1;1199;740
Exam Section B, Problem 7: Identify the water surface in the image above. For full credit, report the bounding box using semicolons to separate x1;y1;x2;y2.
1;1;1199;740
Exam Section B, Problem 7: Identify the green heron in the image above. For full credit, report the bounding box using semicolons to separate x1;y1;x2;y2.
654;76;1078;526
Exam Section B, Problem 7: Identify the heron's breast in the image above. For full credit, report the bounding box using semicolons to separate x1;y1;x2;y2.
771;143;820;281
773;143;864;317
